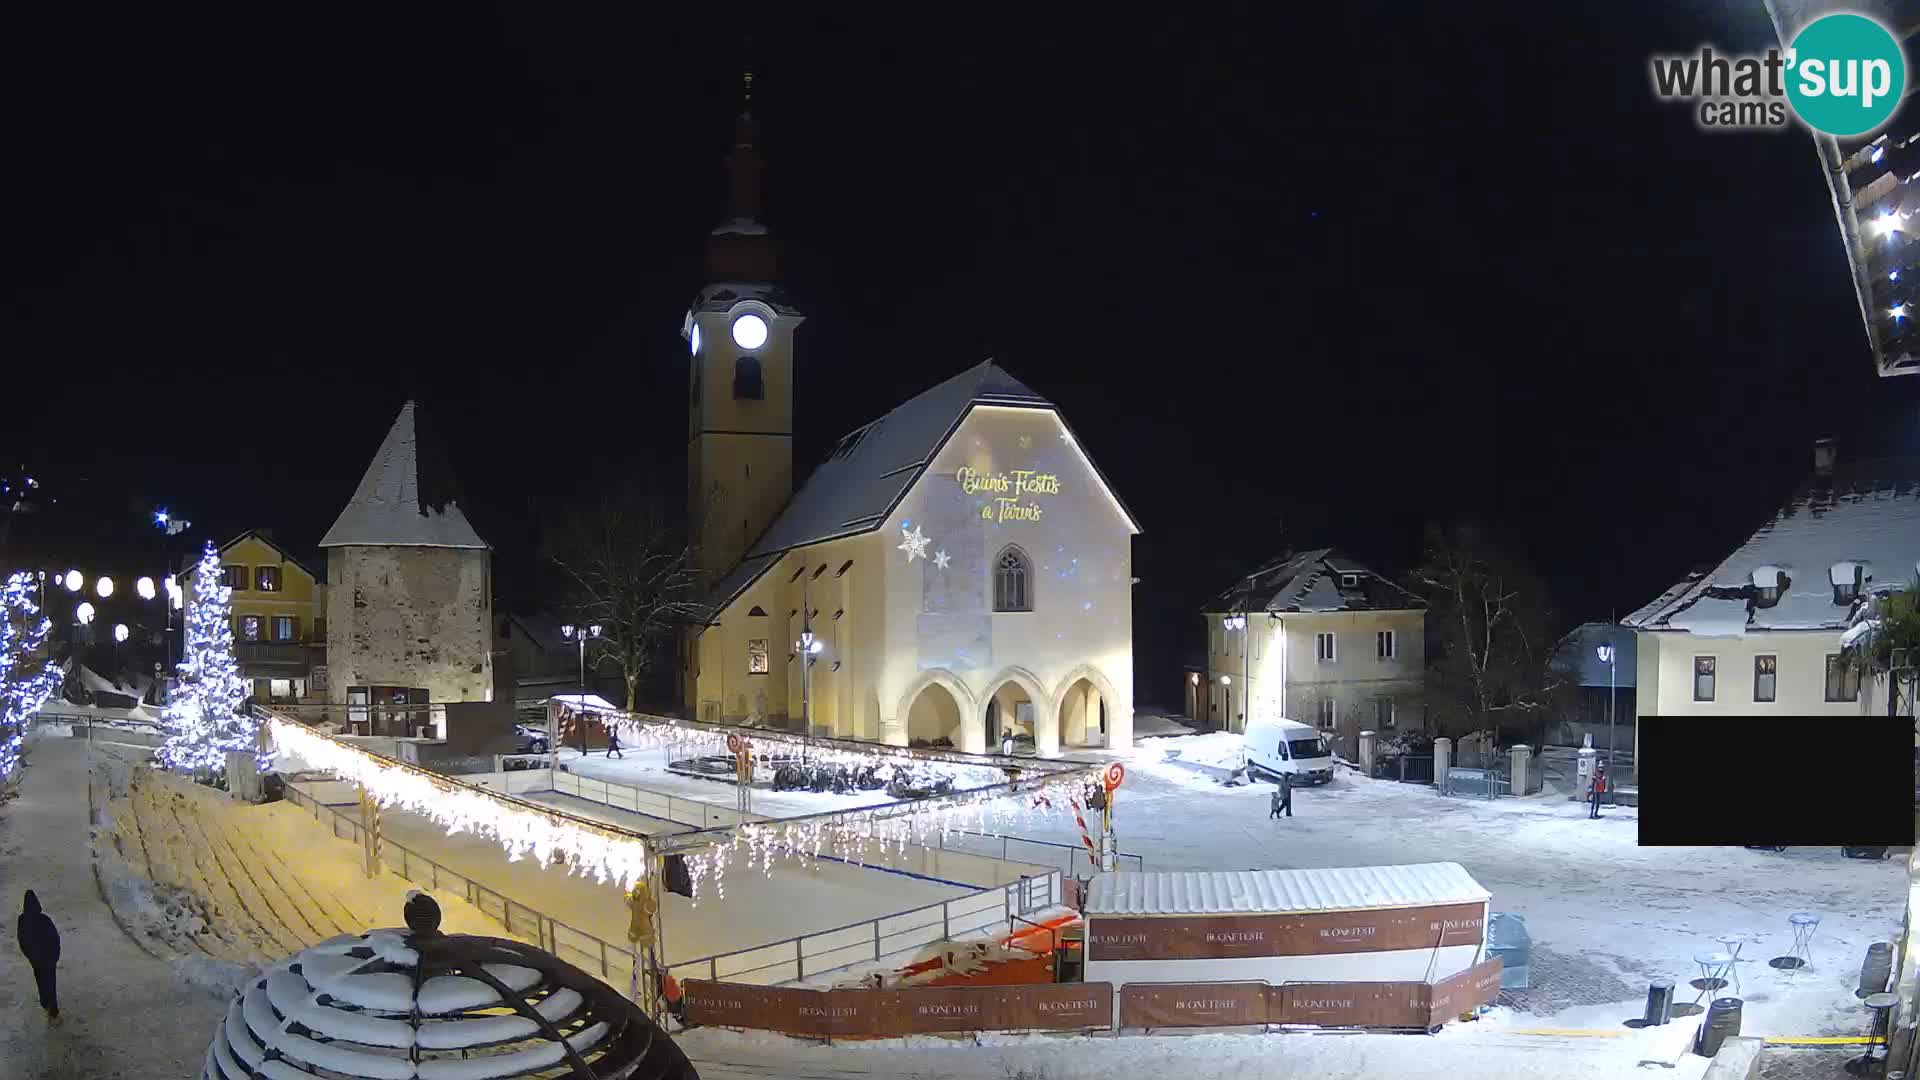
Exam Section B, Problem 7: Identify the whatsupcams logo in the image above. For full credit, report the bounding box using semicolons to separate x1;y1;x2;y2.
1651;12;1905;135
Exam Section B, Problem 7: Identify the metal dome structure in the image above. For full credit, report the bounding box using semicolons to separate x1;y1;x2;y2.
202;893;696;1080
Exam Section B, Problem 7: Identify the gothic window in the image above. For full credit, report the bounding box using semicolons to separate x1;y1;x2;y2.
733;355;764;399
993;546;1033;612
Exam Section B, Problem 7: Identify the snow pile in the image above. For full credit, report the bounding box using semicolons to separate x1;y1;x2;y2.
170;954;259;999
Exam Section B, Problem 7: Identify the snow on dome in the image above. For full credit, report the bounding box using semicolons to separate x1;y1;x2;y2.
710;216;768;236
201;899;695;1080
1831;560;1866;586
1840;619;1878;649
1751;565;1784;589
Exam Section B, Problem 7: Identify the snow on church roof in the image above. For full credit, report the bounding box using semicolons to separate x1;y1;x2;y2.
698;361;1141;621
1085;863;1489;917
1624;457;1920;634
320;401;488;550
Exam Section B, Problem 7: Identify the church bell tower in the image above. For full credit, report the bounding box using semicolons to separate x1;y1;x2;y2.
685;70;803;582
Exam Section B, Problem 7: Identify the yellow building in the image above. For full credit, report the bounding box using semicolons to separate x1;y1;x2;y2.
681;96;1141;756
177;530;328;705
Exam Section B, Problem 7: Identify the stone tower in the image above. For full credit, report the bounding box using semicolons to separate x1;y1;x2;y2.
320;401;493;735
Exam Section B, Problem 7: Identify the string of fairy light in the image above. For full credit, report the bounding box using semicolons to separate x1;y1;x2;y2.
268;703;1097;901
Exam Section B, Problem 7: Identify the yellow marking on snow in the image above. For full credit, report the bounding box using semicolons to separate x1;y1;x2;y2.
1763;1036;1877;1045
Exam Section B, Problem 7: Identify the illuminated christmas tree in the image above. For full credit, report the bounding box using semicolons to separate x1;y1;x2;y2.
159;542;262;772
1;571;63;783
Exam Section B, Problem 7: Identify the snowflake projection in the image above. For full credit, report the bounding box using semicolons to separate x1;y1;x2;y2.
898;524;931;563
1;572;64;782
933;550;951;570
1017;434;1032;450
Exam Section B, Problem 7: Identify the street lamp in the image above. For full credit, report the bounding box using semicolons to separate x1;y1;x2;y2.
63;570;82;593
560;623;603;756
795;628;824;741
136;576;156;601
76;601;94;625
95;575;113;599
114;623;128;642
1595;641;1617;773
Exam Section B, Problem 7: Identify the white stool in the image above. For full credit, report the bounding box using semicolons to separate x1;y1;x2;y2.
1692;951;1733;1005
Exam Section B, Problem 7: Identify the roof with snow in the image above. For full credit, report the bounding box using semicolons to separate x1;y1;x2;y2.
320;402;488;550
1204;548;1426;614
191;529;324;584
1551;622;1636;688
698;361;1141;621
1085;863;1489;917
1623;457;1920;636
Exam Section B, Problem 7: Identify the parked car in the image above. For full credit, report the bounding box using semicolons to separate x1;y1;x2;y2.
1241;717;1336;785
515;722;549;754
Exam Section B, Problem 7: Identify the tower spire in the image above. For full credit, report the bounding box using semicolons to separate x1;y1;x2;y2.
708;49;776;281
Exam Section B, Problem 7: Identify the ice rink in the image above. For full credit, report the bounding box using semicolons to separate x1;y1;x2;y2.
289;777;977;975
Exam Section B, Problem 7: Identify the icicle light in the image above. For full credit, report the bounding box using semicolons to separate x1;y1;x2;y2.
269;718;653;889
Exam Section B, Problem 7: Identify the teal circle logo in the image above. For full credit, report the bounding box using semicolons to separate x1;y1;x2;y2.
1787;13;1906;136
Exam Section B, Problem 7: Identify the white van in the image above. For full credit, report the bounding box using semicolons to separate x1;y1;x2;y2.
1242;718;1336;785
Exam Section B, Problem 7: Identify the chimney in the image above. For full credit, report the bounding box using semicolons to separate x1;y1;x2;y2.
1812;437;1837;477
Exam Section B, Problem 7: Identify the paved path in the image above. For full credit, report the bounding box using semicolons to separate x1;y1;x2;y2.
0;732;223;1079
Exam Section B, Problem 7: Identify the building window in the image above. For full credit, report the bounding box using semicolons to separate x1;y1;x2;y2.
747;639;769;675
272;616;297;642
1826;654;1861;702
222;565;247;590
1375;697;1396;728
1693;656;1716;701
733;355;764;399
1315;632;1336;663
238;615;264;641
993;546;1032;612
1317;698;1337;729
1754;655;1777;703
255;566;280;592
1376;630;1396;660
268;678;295;702
1340;573;1359;588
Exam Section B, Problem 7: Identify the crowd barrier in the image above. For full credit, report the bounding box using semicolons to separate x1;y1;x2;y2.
1118;958;1504;1031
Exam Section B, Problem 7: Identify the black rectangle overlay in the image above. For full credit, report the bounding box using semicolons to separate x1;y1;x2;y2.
1637;716;1914;848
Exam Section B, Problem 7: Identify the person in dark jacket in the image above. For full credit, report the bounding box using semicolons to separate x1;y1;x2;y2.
606;731;623;759
18;890;61;1024
1270;773;1293;819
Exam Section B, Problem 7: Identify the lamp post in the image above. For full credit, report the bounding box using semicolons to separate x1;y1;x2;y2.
1596;641;1617;773
560;623;602;756
796;628;823;743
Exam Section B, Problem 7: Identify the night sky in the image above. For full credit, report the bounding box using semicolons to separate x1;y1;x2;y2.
6;3;1919;708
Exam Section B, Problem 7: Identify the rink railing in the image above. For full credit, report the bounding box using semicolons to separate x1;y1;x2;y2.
281;783;653;995
664;867;1061;987
282;782;1063;991
933;828;1144;878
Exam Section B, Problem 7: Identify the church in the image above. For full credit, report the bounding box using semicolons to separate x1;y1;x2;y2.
682;90;1141;756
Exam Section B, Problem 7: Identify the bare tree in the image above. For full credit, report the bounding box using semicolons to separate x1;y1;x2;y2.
1410;523;1569;744
544;481;711;712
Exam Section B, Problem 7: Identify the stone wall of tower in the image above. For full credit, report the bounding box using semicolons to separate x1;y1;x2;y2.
687;301;800;577
326;545;493;704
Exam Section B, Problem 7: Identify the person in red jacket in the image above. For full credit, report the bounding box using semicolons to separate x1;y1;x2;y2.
1588;761;1608;819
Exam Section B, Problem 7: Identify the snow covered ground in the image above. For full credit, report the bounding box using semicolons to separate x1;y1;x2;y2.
1038;731;1906;1040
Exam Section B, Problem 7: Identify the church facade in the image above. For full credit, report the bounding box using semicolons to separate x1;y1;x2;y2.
681;92;1140;756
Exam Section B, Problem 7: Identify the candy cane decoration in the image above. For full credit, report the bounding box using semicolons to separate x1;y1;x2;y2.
1070;797;1098;860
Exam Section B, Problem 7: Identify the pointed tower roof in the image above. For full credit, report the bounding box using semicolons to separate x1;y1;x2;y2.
319;401;488;550
706;66;778;282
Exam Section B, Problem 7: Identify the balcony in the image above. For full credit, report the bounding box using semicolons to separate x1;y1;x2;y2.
234;641;320;669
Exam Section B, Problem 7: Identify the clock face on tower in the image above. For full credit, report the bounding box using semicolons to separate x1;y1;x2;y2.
690;322;702;355
731;313;768;351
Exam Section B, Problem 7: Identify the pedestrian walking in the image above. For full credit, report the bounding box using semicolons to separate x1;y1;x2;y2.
1588;762;1608;819
606;731;623;759
17;890;61;1025
1270;773;1293;819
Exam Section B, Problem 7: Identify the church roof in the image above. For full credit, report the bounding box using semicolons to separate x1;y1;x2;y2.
320;401;489;550
699;360;1138;620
